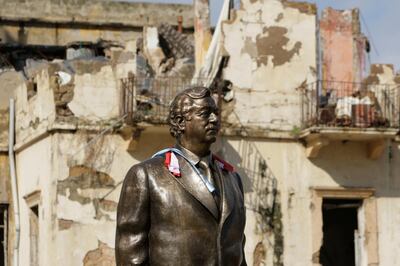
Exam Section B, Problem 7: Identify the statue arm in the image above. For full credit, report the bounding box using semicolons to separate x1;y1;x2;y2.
115;165;150;266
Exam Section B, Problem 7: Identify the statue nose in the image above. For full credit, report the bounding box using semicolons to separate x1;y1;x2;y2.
209;112;218;122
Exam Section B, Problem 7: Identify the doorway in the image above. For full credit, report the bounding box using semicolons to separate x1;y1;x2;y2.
319;198;362;266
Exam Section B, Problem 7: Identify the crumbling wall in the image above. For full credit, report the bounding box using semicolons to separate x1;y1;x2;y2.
14;66;56;147
364;64;400;127
221;0;317;132
0;23;141;48
0;0;193;29
138;25;195;79
320;8;367;91
0;0;193;47
14;50;136;147
83;241;116;266
51;127;174;265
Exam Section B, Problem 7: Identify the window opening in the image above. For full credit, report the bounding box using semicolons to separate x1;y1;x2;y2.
29;205;39;266
319;198;362;266
0;205;8;266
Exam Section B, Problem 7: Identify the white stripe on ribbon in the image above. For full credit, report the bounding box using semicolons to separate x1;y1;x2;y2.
152;148;215;193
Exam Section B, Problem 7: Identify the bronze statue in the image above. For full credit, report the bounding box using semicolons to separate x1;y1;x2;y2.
115;86;247;266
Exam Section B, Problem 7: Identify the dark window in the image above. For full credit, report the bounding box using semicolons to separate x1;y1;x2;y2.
29;205;39;266
0;205;8;266
319;199;362;266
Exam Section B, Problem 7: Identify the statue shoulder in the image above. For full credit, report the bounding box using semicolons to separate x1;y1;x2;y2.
212;154;235;173
127;156;165;175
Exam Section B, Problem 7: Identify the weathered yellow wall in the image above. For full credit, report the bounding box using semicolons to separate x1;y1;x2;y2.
218;136;400;266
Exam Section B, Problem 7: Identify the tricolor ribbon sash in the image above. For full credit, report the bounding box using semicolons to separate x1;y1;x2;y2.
152;148;216;193
164;151;180;177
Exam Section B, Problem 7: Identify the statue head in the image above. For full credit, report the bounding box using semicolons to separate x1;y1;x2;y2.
168;86;220;147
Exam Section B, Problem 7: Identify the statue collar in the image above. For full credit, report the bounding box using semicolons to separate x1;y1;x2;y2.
174;144;212;166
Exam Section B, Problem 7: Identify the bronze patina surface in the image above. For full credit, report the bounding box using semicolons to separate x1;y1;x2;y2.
115;87;246;266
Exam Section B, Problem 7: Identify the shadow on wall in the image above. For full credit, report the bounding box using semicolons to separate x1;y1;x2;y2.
309;140;400;198
127;128;175;162
214;136;253;193
215;137;278;218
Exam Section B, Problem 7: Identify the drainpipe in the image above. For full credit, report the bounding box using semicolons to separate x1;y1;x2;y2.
8;99;20;266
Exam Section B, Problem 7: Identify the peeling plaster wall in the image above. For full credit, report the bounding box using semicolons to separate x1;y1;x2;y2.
364;64;400;127
15;67;56;147
222;0;317;131
218;137;400;266
52;128;173;265
13;125;174;266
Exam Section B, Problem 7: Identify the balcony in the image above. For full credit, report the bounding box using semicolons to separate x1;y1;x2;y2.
121;76;209;126
300;80;400;158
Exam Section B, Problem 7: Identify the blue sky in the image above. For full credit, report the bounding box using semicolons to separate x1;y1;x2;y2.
123;0;400;72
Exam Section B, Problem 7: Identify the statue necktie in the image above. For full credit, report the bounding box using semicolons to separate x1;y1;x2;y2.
198;159;220;212
198;159;214;187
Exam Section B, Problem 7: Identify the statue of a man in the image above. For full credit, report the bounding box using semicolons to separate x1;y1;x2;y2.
115;86;246;266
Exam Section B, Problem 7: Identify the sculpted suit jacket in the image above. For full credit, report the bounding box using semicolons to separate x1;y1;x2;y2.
115;147;247;266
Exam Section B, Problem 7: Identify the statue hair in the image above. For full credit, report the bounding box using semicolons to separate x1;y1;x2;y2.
168;86;211;138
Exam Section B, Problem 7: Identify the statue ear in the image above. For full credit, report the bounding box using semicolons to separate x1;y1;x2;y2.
177;116;185;132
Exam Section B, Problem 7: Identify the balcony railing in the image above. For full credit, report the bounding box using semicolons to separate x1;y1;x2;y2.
121;76;207;125
301;80;400;130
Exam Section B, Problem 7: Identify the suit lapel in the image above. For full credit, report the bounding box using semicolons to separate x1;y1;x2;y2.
173;155;219;220
212;160;234;225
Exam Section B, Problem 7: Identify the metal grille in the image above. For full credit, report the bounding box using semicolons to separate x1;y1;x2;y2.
237;138;278;227
301;80;400;129
121;76;208;124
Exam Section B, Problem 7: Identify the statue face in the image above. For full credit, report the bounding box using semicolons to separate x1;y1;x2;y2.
182;96;220;145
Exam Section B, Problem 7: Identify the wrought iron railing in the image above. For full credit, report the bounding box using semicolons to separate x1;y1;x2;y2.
300;80;400;129
121;76;207;124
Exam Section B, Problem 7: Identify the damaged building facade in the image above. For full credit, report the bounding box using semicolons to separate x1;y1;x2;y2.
0;0;399;266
